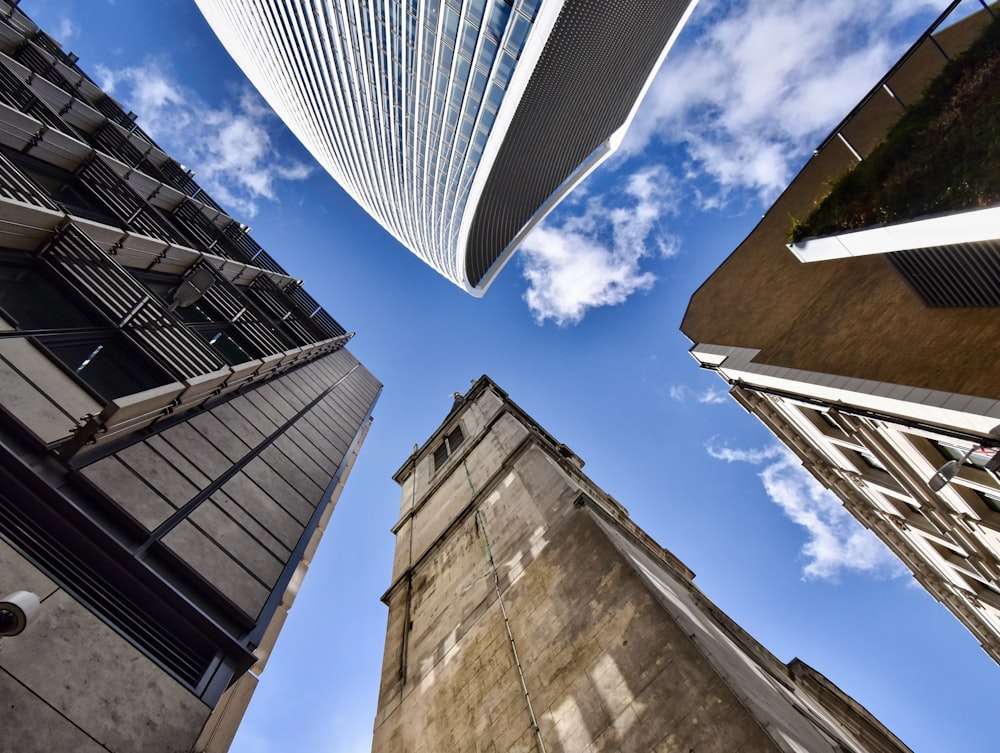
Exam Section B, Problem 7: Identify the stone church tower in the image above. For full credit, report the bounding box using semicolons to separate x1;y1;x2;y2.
371;377;911;753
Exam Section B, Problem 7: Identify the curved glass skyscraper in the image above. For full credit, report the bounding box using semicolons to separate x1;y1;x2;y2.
196;0;698;294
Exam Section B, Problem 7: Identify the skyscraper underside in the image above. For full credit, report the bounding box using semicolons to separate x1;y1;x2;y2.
195;0;698;294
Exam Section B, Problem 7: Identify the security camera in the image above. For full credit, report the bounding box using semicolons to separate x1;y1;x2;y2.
0;591;41;637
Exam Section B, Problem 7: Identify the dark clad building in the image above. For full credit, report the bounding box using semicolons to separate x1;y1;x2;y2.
0;4;380;751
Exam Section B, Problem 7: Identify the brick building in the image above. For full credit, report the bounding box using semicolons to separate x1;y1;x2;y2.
681;2;1000;663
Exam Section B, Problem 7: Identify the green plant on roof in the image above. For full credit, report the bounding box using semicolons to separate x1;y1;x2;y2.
789;18;1000;243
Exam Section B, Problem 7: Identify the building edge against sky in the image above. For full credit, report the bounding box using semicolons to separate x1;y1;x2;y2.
193;0;699;295
0;3;380;751
682;2;1000;665
372;376;912;753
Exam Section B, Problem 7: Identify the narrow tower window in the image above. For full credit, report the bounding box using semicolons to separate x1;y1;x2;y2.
433;425;465;470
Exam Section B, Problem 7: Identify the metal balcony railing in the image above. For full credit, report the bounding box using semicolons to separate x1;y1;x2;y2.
41;224;226;381
11;39;78;97
89;121;167;184
0;60;78;137
76;155;187;245
0;148;59;209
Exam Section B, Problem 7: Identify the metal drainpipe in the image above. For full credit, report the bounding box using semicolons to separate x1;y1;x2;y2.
464;459;546;753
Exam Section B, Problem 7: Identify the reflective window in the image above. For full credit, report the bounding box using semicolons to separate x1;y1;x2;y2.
442;7;460;46
506;12;532;56
0;260;166;399
485;1;512;41
495;51;516;86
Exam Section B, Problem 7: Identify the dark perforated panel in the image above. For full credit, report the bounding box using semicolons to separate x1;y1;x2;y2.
888;241;1000;306
465;0;693;287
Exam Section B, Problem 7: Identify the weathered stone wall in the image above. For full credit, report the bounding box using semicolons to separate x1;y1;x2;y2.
376;441;785;752
373;382;910;753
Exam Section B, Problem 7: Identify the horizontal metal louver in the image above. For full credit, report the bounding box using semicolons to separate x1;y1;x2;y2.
30;31;83;72
247;275;317;347
76;156;186;245
42;225;227;379
248;247;284;275
888;242;1000;307
200;270;290;354
288;284;320;316
12;40;77;97
159;159;201;197
128;123;158;150
0;60;78;137
220;220;268;266
93;93;136;130
194;187;224;213
310;308;347;338
172;198;222;250
89;122;166;184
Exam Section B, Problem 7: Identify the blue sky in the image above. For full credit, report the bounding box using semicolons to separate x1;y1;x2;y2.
21;0;997;751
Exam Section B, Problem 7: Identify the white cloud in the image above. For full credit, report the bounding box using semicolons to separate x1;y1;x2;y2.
707;442;906;581
517;0;944;322
95;60;312;219
669;384;729;405
697;387;729;405
624;0;944;203
519;165;680;326
54;17;76;41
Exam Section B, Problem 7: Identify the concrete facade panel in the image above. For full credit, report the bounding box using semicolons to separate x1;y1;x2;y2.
285;423;343;477
0;670;109;753
208;401;268;447
218;472;303;547
162;520;269;617
268;433;331;488
0;539;58;599
159;421;237;481
188;500;283;586
241;390;291;432
242;456;315;523
0;356;79;444
0;589;209;752
118;441;202;509
259;443;325;501
211;490;291;561
80;455;175;530
0;336;101;435
145;433;214;492
188;411;253;462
